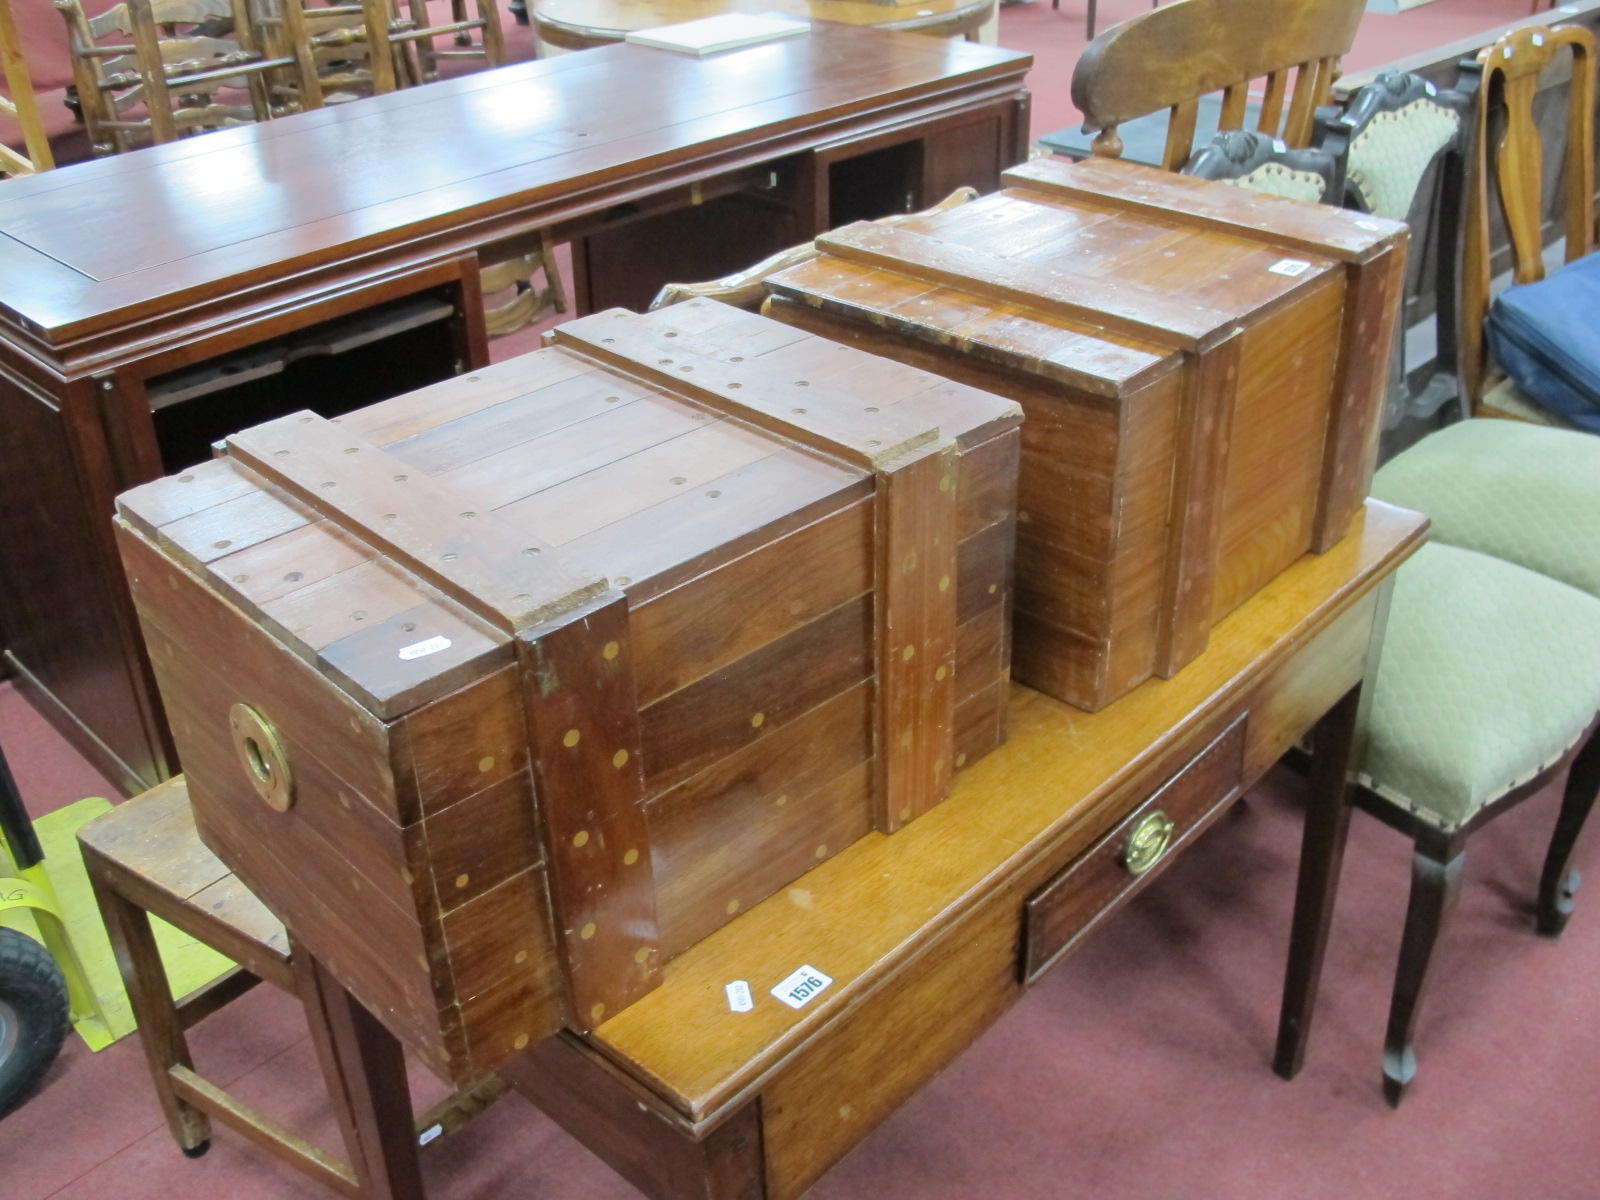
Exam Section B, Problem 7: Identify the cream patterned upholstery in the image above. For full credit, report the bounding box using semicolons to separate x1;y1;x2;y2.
1346;99;1463;221
1357;542;1600;829
1370;419;1600;599
1221;162;1327;203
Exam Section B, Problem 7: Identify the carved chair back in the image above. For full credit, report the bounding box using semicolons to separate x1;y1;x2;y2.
1461;24;1597;411
1071;0;1365;170
1317;72;1472;437
1183;129;1341;203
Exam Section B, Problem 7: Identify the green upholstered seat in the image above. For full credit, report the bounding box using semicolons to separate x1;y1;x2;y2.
1370;420;1600;600
1357;541;1600;830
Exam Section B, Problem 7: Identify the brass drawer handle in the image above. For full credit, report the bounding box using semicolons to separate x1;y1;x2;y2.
1122;809;1174;876
230;703;295;812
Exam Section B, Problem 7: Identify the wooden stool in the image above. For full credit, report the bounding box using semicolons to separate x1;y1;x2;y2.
78;778;506;1200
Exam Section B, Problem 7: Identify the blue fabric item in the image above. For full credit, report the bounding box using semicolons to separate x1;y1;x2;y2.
1485;253;1600;434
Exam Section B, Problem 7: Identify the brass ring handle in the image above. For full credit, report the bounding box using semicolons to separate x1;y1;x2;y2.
229;703;295;812
1122;809;1174;876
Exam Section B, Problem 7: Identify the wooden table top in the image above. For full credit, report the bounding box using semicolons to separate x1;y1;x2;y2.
0;26;1029;349
589;500;1427;1125
534;0;996;50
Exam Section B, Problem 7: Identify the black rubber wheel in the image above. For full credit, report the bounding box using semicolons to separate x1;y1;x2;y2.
0;926;71;1120
182;1140;212;1159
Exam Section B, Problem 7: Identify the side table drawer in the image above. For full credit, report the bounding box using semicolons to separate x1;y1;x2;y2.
1021;715;1247;984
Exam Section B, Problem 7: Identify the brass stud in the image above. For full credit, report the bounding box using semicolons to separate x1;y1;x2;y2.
515;949;529;964
934;758;946;777
612;749;630;769
936;665;948;681
840;1105;854;1120
814;844;828;859
939;474;954;493
563;728;581;748
899;731;913;750
750;712;765;728
903;550;918;572
590;1002;606;1024
899;807;911;822
602;641;620;660
455;873;470;888
789;599;805;617
513;1033;530;1050
774;794;789;808
478;755;495;773
938;575;950;592
956;752;968;768
573;830;590;848
401;867;414;885
634;947;650;964
725;898;740;915
580;922;597;940
902;645;915;662
987;583;998;595
623;848;640;866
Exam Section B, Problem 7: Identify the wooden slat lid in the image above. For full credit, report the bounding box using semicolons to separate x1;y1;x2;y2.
768;160;1364;395
116;306;1015;719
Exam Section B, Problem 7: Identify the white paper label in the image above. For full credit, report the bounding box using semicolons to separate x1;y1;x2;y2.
725;980;754;1012
398;635;452;661
417;1123;443;1147
770;965;832;1010
1268;258;1311;277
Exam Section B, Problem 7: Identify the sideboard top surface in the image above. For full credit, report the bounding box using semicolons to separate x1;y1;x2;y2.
0;27;1030;346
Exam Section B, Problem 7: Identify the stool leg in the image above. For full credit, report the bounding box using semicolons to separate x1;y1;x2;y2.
296;953;425;1200
1381;846;1464;1108
1538;727;1600;936
86;861;211;1156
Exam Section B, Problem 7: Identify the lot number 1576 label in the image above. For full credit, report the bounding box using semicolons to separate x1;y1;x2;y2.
770;965;833;1009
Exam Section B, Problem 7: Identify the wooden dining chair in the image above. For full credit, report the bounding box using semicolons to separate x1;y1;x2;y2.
1277;540;1600;1106
1069;0;1364;169
400;0;504;84
1460;25;1596;426
0;0;55;175
55;0;322;155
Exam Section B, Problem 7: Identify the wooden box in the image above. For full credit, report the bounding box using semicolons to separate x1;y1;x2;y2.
764;156;1408;711
112;303;1020;1085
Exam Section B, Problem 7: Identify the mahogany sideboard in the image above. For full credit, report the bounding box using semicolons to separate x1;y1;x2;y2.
270;500;1425;1200
0;28;1031;793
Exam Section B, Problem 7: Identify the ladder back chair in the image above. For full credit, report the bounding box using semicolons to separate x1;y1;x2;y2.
1070;0;1364;169
56;0;322;154
0;0;55;175
1461;25;1596;426
400;0;504;84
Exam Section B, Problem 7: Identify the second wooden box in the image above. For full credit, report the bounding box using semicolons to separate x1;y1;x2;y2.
765;156;1407;710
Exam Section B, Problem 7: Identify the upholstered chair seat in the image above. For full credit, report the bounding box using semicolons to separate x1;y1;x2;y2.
1344;540;1600;1105
1370;419;1600;599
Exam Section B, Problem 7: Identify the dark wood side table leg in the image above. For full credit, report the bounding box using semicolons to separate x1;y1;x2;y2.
1273;683;1362;1080
1537;726;1600;936
297;954;427;1200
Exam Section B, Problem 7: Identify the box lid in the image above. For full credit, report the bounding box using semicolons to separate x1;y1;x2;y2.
116;305;1018;720
766;158;1403;398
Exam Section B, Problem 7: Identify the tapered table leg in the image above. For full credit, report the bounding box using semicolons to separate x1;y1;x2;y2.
1274;683;1362;1079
